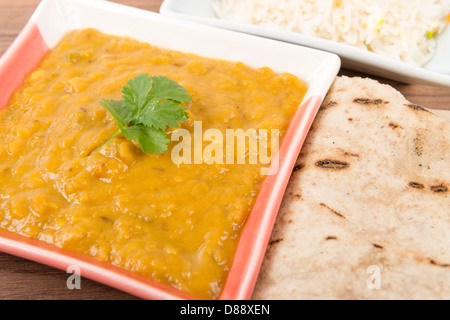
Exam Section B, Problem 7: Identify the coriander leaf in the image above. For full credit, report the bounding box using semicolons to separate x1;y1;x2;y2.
138;99;189;131
99;99;131;129
121;73;152;117
135;76;191;130
95;73;192;155
122;125;170;155
148;76;192;103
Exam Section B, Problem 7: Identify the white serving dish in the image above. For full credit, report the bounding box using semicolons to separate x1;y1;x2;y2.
160;0;450;87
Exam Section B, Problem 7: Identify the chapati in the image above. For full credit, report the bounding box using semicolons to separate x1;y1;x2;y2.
253;76;450;300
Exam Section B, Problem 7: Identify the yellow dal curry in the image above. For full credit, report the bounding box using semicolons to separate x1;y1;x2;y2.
0;29;307;299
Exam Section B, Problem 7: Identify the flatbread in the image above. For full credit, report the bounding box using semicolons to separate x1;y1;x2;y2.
252;76;450;300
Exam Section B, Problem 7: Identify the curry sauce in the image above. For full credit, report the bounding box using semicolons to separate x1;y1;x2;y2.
0;29;307;299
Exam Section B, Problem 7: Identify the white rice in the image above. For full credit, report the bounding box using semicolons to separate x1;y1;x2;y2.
213;0;450;67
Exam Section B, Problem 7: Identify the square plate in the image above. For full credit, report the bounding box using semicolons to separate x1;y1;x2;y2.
160;0;450;87
0;0;340;299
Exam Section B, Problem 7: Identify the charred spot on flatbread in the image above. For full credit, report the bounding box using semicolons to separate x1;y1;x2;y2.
430;185;448;193
414;135;424;156
269;239;283;246
343;151;360;157
406;103;430;113
353;98;384;105
319;203;346;219
389;122;404;130
429;259;450;268
409;182;425;189
315;160;349;169
320;101;338;111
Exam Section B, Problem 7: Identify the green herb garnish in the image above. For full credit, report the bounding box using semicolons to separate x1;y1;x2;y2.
94;74;192;155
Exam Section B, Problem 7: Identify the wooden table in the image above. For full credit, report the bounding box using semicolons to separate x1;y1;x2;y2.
0;0;449;300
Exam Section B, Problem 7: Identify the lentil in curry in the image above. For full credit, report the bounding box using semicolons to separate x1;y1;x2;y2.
0;29;307;299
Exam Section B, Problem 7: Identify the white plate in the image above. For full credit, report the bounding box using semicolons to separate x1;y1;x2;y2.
160;0;450;87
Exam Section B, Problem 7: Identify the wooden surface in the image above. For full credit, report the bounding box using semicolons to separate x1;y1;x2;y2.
0;0;449;300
